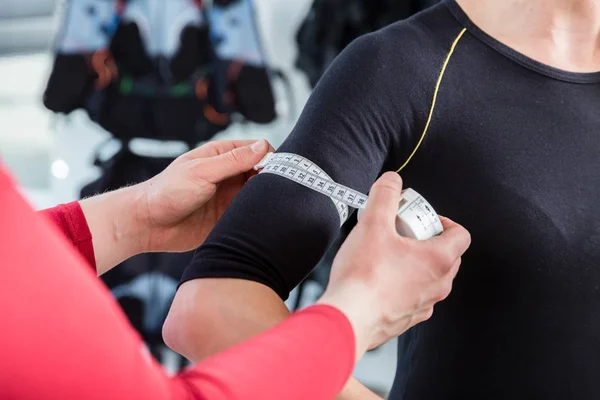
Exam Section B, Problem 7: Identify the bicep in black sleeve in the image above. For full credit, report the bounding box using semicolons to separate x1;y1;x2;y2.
181;31;423;299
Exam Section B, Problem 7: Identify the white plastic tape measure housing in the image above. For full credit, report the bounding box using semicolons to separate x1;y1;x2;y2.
254;152;444;240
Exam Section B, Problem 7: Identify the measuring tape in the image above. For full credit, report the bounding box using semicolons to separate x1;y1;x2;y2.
254;152;444;240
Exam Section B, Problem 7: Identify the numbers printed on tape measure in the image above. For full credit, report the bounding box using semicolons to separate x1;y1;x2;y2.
255;153;349;224
254;152;444;239
255;153;368;225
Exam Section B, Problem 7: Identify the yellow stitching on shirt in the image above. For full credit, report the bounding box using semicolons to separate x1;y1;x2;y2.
396;27;467;173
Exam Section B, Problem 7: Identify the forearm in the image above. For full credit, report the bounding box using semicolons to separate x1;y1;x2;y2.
79;185;148;275
186;305;357;400
318;282;385;400
1;177;355;400
164;279;291;360
165;279;383;399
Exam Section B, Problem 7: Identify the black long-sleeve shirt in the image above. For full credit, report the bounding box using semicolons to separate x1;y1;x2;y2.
182;1;600;398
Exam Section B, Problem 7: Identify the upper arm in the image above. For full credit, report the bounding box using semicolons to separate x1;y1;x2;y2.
181;31;418;294
166;29;427;357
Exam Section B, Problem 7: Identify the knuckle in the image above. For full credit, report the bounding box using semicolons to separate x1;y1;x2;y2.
463;228;472;246
226;148;244;165
450;257;462;277
433;290;445;303
374;180;402;195
208;140;226;154
430;249;455;277
422;308;434;322
455;225;472;252
441;247;458;270
439;280;454;301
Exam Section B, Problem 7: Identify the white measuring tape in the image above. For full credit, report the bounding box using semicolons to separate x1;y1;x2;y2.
254;152;444;240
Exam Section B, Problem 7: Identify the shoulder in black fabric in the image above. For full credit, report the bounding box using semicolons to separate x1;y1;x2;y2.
295;0;440;88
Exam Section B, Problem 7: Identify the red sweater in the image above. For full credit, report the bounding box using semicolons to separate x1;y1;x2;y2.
0;165;355;400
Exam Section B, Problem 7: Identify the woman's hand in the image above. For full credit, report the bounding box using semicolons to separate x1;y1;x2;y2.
80;139;273;275
139;139;273;253
318;172;471;361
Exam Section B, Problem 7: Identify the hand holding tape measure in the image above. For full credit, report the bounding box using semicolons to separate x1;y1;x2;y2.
254;152;444;239
320;171;471;354
252;151;471;358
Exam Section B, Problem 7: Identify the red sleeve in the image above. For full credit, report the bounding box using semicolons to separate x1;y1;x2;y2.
180;304;355;400
0;165;355;400
40;201;96;271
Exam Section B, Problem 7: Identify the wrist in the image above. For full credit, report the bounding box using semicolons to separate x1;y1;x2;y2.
79;184;149;275
116;184;151;256
317;281;381;362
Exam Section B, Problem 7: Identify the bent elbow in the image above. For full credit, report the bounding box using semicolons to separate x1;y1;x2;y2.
162;306;195;360
162;283;221;362
163;278;291;362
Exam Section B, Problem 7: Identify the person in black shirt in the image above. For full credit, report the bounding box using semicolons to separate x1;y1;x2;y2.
164;0;600;398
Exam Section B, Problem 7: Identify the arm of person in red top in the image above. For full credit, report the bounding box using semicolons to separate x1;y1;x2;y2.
0;165;355;400
0;162;470;400
38;139;275;276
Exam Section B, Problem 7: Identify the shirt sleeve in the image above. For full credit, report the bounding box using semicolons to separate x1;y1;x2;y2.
40;201;96;271
182;29;425;298
180;304;355;400
0;164;355;400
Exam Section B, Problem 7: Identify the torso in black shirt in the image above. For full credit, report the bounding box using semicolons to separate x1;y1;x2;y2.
182;1;600;398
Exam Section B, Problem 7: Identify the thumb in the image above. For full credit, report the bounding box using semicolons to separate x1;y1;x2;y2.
203;139;270;183
360;172;403;231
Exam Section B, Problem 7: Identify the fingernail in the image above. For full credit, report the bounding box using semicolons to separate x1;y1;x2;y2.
251;140;266;153
384;171;402;183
